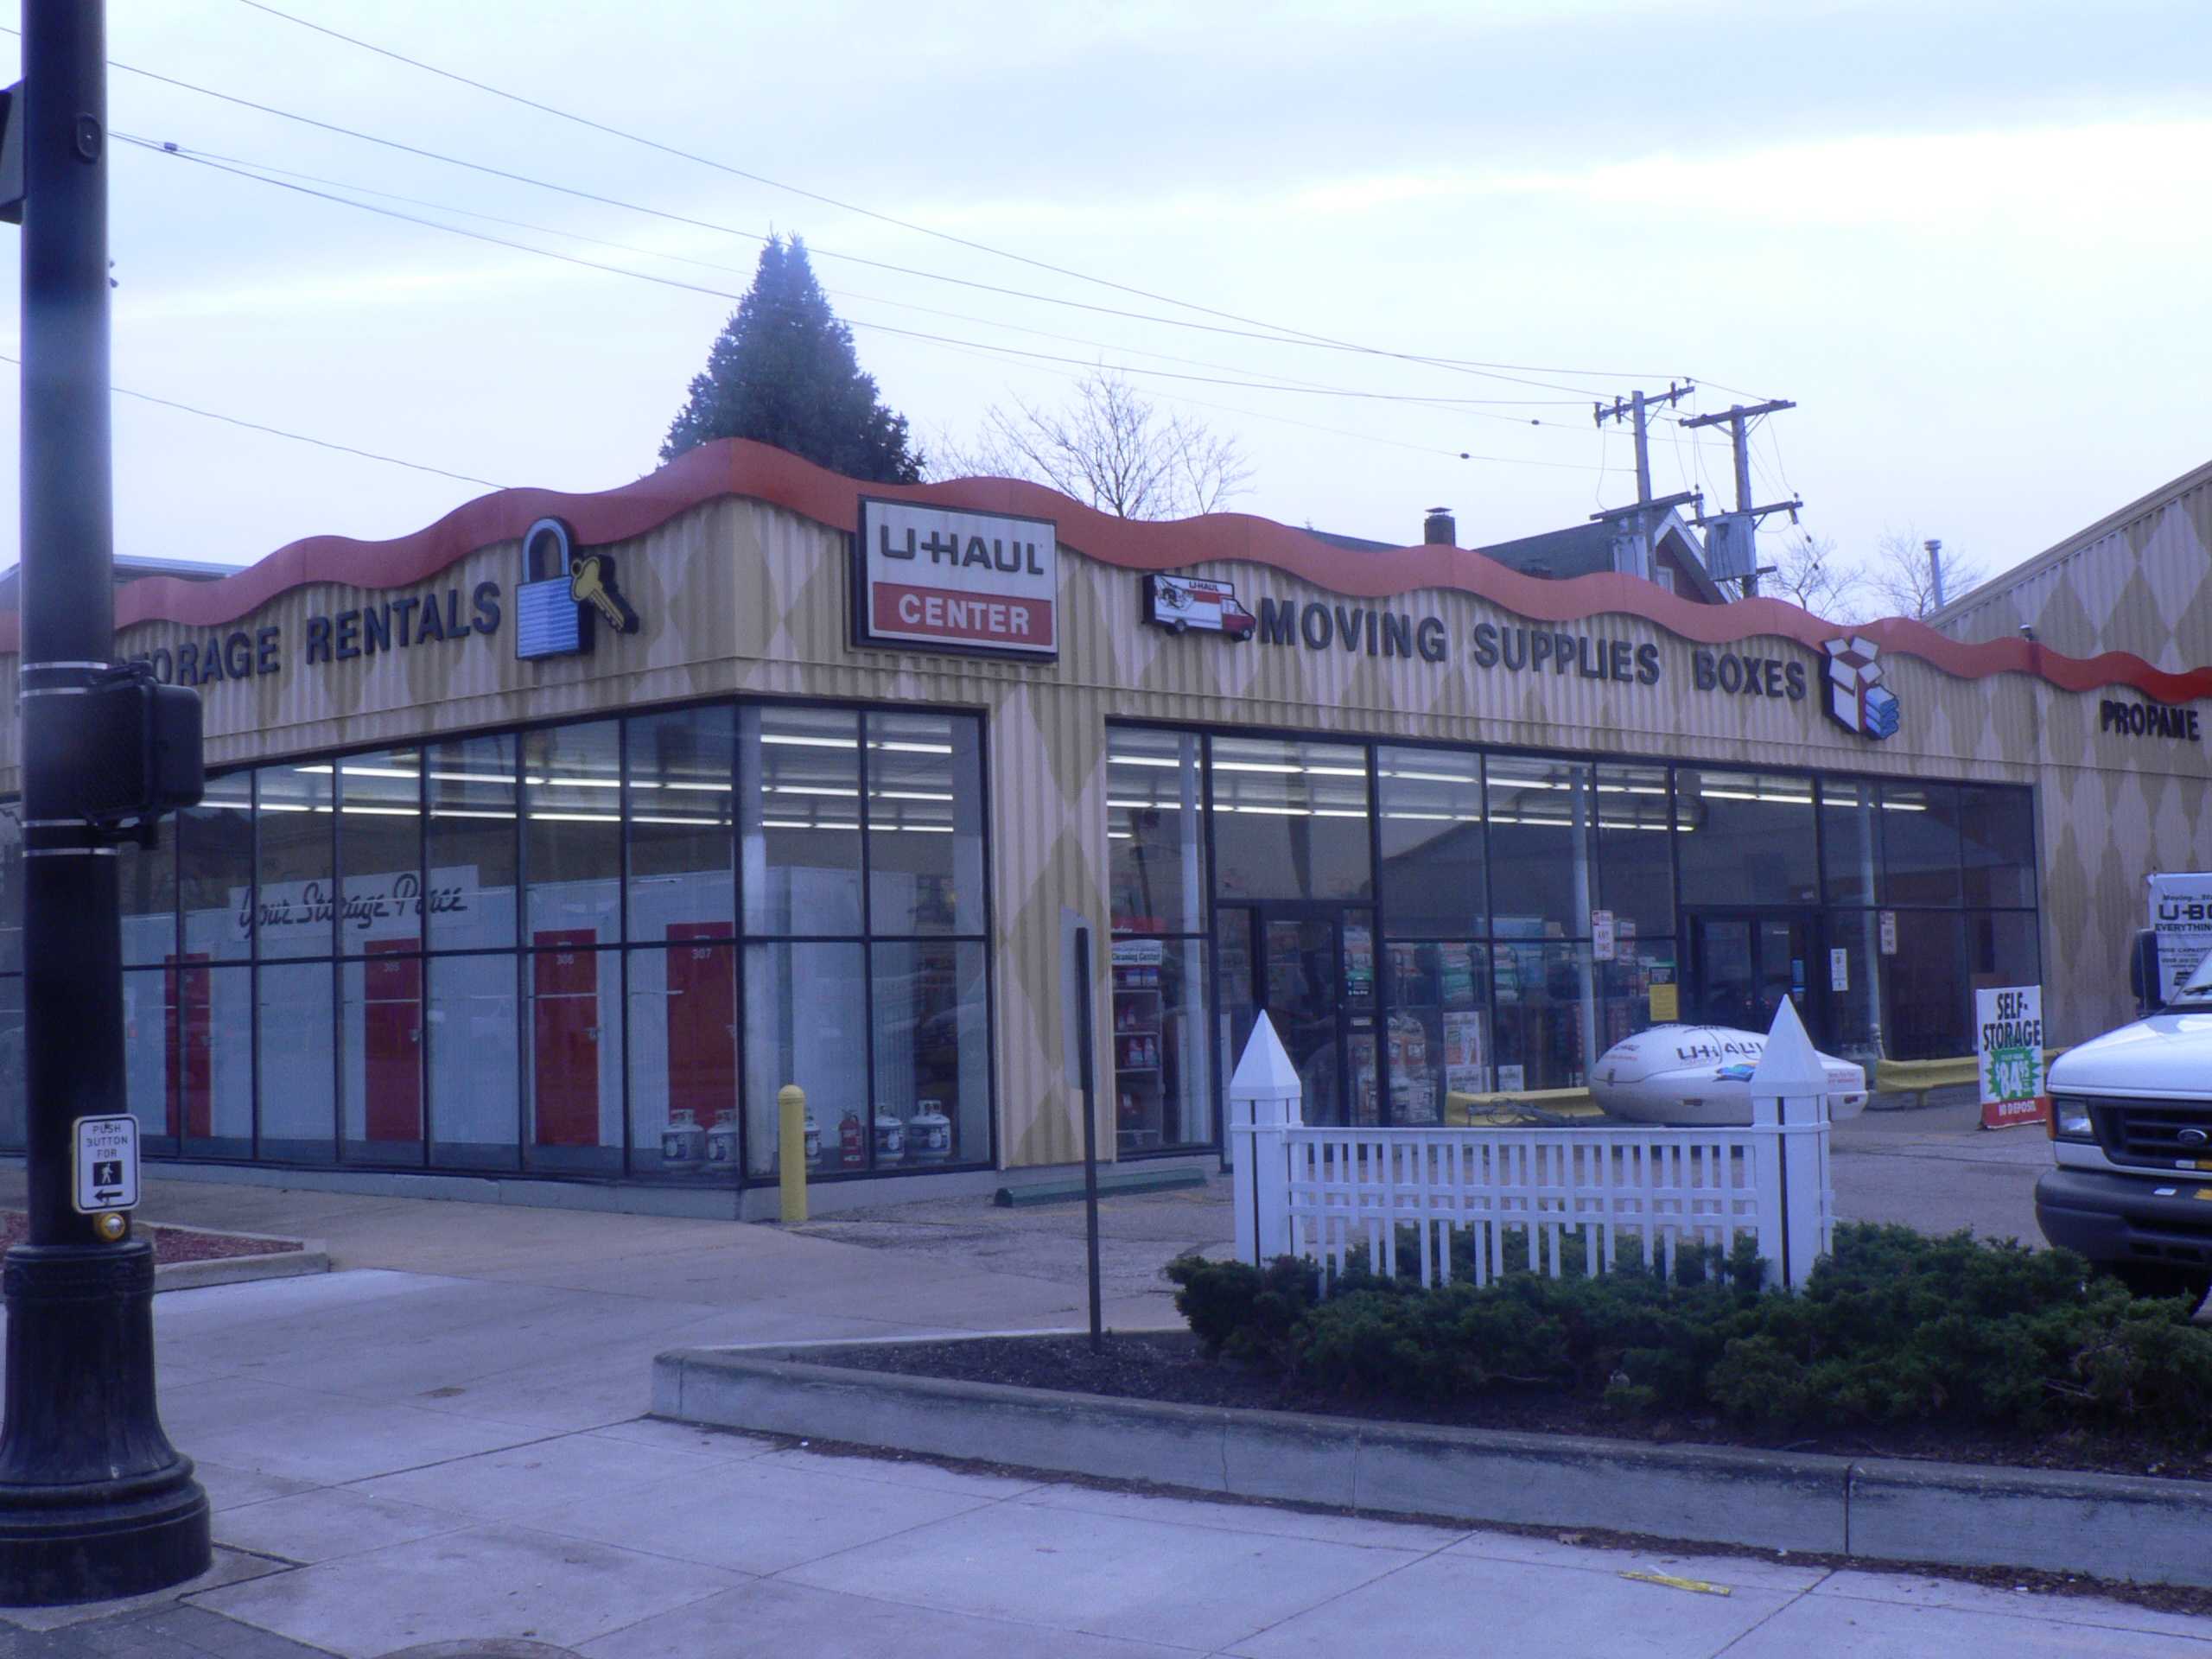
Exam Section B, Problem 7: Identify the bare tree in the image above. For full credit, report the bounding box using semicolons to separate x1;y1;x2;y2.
1764;531;1870;621
1869;528;1988;620
934;371;1253;520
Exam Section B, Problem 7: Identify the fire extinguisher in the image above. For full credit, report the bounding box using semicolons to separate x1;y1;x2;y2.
838;1109;865;1170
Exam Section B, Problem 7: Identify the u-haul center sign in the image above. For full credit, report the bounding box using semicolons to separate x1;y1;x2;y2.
855;499;1059;660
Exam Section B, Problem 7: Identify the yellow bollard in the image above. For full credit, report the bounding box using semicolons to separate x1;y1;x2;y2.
778;1084;808;1224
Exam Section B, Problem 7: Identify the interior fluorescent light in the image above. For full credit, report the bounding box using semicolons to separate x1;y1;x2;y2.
527;811;620;823
1211;760;1301;774
871;741;954;754
760;733;857;749
338;806;419;817
772;785;860;798
1109;753;1181;768
874;790;954;802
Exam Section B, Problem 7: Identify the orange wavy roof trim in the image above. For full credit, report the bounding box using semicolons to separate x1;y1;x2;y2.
2;437;2205;703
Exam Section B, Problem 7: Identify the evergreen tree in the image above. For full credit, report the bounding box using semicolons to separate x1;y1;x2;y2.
660;236;923;482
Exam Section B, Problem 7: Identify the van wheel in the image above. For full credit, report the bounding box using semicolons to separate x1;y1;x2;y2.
2110;1262;2212;1306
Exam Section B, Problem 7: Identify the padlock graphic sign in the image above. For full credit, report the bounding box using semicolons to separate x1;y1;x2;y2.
515;517;639;661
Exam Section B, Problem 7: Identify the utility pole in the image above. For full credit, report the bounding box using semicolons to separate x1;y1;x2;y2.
1593;382;1694;580
0;0;210;1604
1592;381;1695;509
1681;398;1802;599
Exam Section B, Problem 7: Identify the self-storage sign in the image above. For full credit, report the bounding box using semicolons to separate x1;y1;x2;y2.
73;1115;140;1213
1975;985;2047;1131
855;499;1058;660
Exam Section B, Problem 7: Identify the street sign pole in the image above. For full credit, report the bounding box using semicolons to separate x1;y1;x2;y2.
0;0;209;1604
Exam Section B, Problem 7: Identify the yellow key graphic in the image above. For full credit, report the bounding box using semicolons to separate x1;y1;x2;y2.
569;555;629;630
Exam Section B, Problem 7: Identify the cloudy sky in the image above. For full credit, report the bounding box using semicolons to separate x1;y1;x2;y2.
0;0;2205;610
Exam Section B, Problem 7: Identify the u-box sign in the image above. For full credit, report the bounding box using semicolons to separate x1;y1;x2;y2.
855;498;1058;661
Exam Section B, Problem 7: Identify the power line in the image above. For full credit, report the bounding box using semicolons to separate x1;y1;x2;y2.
120;137;1607;423
116;136;1586;415
0;351;506;487
227;0;1688;391
35;29;1666;399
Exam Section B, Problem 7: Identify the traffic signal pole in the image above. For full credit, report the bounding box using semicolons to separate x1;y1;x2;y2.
0;0;209;1604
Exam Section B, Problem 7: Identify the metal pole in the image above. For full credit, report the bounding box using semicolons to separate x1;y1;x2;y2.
0;0;208;1603
1075;926;1103;1352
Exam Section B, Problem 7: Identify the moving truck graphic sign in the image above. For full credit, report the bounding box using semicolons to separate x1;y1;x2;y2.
2150;873;2212;1002
857;499;1059;660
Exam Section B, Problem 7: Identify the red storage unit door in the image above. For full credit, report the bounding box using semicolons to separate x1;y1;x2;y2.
531;931;601;1147
166;955;211;1140
666;921;736;1135
363;941;423;1143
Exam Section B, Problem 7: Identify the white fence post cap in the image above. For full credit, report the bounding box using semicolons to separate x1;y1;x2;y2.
1230;1011;1301;1098
1751;996;1827;1094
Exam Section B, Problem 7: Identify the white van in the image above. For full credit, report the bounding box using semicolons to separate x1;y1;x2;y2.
2037;933;2212;1304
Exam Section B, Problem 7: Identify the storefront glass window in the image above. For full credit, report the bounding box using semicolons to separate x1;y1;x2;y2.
258;963;334;1162
1676;770;1819;906
743;941;868;1178
1595;762;1673;942
1969;910;2042;995
1883;910;1967;1061
0;972;22;1155
425;951;518;1171
1819;779;1878;906
627;706;735;937
341;955;423;1165
179;774;254;963
523;942;623;1173
524;721;622;944
427;734;518;950
1377;748;1484;938
868;712;985;936
1879;782;1962;906
742;706;862;937
1108;729;1205;937
182;963;253;1158
1822;907;1887;1071
337;750;423;956
118;830;175;968
871;939;989;1173
121;968;175;1155
1491;940;1593;1091
257;763;335;960
627;940;739;1178
1383;940;1489;1117
1209;736;1371;902
1486;756;1595;938
1961;785;2037;907
0;803;17;977
1110;937;1210;1151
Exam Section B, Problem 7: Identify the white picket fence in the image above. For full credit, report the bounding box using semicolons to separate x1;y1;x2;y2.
1227;1013;1835;1292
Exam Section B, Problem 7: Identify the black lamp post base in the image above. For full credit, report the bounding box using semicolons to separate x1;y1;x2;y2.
0;1468;210;1606
0;1243;212;1606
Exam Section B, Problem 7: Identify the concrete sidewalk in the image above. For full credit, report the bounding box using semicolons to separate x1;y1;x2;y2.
2;1171;2202;1654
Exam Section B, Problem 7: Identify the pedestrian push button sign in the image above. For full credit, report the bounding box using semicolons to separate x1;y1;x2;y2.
73;1115;139;1213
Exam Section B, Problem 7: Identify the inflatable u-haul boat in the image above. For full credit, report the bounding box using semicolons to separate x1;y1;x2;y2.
1592;1025;1868;1127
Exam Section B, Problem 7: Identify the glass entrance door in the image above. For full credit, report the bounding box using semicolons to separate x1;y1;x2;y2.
1217;904;1378;1127
1684;910;1822;1043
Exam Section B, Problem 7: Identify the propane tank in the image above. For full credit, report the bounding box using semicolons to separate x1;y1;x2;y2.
661;1108;705;1169
908;1099;952;1165
873;1109;906;1167
704;1108;737;1168
804;1110;823;1172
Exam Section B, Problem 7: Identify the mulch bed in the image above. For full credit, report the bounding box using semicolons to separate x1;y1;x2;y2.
0;1210;302;1265
823;1331;2212;1485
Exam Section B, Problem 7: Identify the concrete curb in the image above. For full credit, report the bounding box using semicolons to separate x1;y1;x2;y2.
153;1230;330;1294
652;1336;2212;1588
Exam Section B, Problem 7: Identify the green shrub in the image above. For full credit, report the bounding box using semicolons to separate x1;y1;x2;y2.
1165;1224;2212;1446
